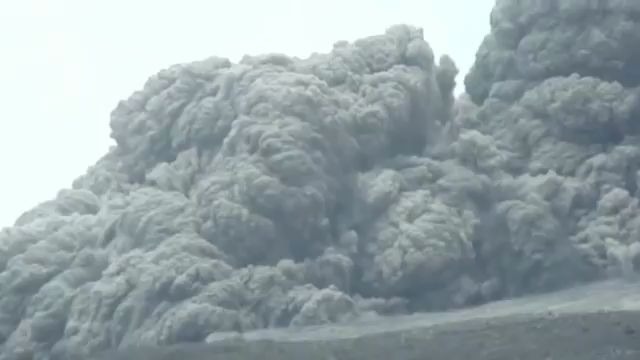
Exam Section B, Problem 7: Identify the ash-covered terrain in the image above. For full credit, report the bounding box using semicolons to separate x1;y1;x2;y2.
2;0;640;358
96;279;640;360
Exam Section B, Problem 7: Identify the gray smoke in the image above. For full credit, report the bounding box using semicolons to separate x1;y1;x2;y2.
2;1;640;358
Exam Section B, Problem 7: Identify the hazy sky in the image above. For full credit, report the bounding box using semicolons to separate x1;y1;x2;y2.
0;0;494;228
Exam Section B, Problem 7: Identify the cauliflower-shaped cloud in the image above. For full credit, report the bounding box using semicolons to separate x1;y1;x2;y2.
4;1;640;358
456;0;640;296
357;180;476;298
0;25;461;359
466;0;640;104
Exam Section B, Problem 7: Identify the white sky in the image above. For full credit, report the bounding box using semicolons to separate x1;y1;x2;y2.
0;0;494;228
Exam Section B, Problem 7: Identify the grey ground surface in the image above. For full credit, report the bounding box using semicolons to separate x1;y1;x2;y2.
5;1;640;358
96;279;640;359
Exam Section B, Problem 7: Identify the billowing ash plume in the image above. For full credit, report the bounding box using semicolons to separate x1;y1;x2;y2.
2;0;640;358
465;0;640;105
